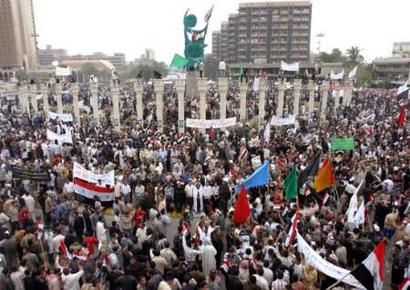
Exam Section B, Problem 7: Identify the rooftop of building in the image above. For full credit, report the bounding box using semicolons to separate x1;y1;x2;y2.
239;1;311;8
373;57;410;64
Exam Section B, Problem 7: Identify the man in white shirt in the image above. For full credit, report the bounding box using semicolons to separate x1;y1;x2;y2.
253;270;270;290
62;268;84;290
22;193;35;218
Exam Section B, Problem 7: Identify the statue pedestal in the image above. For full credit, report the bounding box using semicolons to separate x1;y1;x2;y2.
186;71;198;98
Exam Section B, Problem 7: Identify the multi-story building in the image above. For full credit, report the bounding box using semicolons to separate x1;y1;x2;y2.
212;31;222;61
212;1;312;65
62;52;126;68
37;45;67;67
145;49;155;61
0;0;38;72
392;42;410;58
373;57;410;83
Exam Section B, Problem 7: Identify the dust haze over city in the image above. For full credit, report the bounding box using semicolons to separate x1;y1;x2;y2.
0;0;409;290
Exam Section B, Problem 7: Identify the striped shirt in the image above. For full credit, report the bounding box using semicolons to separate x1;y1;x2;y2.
271;279;287;290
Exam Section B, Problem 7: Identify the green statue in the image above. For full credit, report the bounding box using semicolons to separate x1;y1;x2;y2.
183;6;213;71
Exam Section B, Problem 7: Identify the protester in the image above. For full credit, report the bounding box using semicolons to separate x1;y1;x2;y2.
0;75;408;290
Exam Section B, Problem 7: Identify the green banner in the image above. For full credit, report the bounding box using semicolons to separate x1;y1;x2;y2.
170;54;189;69
331;137;355;151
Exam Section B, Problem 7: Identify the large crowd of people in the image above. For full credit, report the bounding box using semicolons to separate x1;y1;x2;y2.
0;75;408;290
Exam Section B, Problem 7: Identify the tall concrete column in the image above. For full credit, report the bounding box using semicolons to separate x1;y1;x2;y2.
111;84;121;130
239;83;248;122
56;84;63;114
41;84;49;113
29;84;38;114
71;83;80;126
133;82;143;123
90;83;99;124
218;78;228;120
175;79;185;133
293;80;302;117
308;80;315;117
154;79;164;131
276;82;286;117
18;86;29;113
198;79;207;133
258;79;267;130
321;81;329;120
345;81;353;106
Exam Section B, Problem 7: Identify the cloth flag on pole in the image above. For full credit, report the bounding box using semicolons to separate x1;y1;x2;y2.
331;137;355;151
346;180;364;225
348;66;358;79
170;54;189;69
285;211;300;246
263;119;271;143
235;160;270;192
397;81;408;97
233;186;251;225
398;107;406;126
298;154;321;190
204;5;214;22
353;201;365;227
238;145;248;163
284;166;298;201
348;240;386;290
313;159;335;192
280;61;299;72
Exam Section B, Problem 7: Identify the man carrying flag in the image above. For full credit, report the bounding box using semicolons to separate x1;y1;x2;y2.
233;186;251;225
397;106;406;127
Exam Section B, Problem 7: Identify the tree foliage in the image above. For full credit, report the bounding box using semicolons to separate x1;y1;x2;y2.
320;48;346;63
346;46;365;65
120;61;169;81
79;64;111;82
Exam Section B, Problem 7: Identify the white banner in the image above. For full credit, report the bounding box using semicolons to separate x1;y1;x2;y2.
55;66;71;76
281;61;299;72
348;66;358;79
46;129;73;144
73;162;114;186
48;111;73;122
297;232;364;289
186;117;237;129
270;115;295;126
330;70;344;80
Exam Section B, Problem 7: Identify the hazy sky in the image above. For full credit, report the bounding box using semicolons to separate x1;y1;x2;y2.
33;0;410;64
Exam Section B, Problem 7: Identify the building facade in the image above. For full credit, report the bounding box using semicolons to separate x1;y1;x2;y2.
37;45;67;67
392;42;410;58
62;52;126;68
0;0;38;71
373;57;410;83
212;1;312;65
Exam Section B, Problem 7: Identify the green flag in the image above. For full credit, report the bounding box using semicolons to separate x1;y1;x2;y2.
331;137;355;151
170;54;189;69
284;166;298;201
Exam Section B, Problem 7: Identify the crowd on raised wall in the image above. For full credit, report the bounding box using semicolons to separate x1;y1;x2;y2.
0;76;408;290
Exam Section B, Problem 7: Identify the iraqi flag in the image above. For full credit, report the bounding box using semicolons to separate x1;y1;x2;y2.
349;239;386;290
398;107;406;127
285;210;300;247
233;186;251;225
74;178;115;202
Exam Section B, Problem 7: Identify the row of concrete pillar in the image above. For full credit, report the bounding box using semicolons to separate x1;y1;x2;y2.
17;79;353;132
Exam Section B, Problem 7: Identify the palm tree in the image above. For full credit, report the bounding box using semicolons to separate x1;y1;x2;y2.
346;46;364;65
